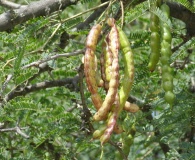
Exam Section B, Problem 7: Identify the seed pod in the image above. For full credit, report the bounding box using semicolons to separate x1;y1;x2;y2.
84;24;103;110
94;55;104;87
104;38;114;82
100;107;117;144
100;26;135;144
84;49;97;94
93;21;120;121
164;91;175;106
107;18;119;58
160;3;175;107
162;81;173;92
86;24;102;50
117;26;134;113
100;51;107;86
93;125;107;139
124;101;140;113
100;94;120;145
101;37;113;90
93;57;119;121
148;0;161;71
161;72;173;82
148;32;160;71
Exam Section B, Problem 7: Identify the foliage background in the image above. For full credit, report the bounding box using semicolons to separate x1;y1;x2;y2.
0;0;194;159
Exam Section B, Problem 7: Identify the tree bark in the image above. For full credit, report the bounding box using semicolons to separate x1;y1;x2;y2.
0;0;78;32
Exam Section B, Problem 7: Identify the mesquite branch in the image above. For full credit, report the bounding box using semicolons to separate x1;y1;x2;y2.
167;2;195;36
0;0;194;37
78;64;93;134
0;0;78;32
0;0;24;9
0;125;29;139
22;49;84;69
3;76;79;102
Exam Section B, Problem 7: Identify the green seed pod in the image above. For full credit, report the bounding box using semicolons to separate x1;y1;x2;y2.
160;55;170;65
164;91;175;107
163;29;172;42
161;47;172;58
163;81;173;92
161;3;170;17
160;3;175;107
117;26;134;110
161;41;171;50
148;32;161;71
93;125;107;139
161;65;173;74
148;0;161;71
162;72;173;82
150;21;159;32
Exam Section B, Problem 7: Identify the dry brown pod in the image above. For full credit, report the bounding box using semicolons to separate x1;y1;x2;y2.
100;93;120;145
84;24;103;110
124;101;140;113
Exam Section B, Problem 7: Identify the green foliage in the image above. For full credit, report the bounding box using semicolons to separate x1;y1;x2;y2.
168;0;195;12
125;1;149;23
172;37;195;60
0;0;194;159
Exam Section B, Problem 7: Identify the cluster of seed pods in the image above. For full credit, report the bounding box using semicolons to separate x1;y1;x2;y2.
84;18;139;145
147;2;175;107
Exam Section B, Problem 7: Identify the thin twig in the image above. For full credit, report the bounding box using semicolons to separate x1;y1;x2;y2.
189;77;195;93
0;56;13;68
2;57;15;69
120;0;124;28
22;49;84;69
172;35;192;53
26;62;53;84
42;23;62;50
108;141;128;160
66;104;77;112
180;50;192;69
97;0;114;23
62;1;110;24
0;74;13;96
0;126;29;138
137;143;159;160
78;64;93;134
0;0;25;9
27;23;62;55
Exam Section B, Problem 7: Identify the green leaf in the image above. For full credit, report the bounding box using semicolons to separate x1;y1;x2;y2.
125;1;149;23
